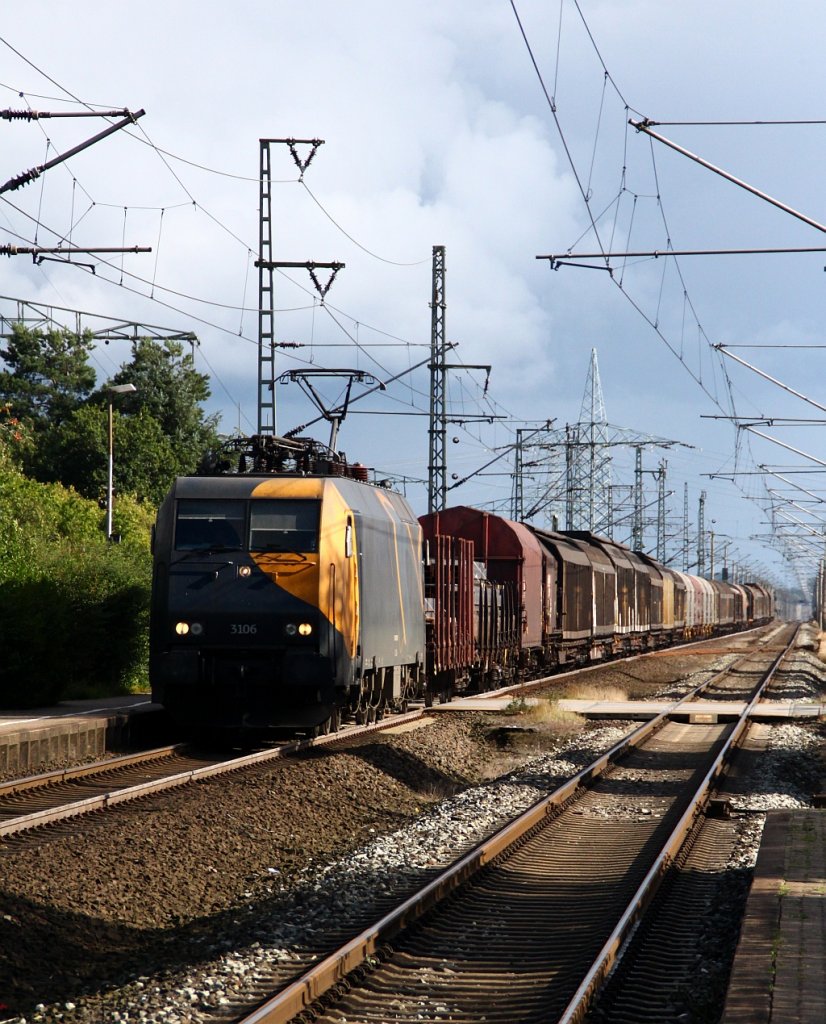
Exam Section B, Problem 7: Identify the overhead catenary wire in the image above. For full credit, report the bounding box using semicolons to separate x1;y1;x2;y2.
300;181;429;267
509;2;819;585
1;59;442;461
3;87;450;408
3;202;425;373
1;47;512;453
524;9;802;440
510;1;735;417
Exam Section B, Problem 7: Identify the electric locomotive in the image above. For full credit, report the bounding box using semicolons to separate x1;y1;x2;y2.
150;437;774;736
149;436;425;732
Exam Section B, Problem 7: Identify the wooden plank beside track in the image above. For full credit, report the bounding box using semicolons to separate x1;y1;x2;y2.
722;810;826;1024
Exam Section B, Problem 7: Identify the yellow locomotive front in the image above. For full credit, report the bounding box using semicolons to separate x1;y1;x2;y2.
150;456;425;733
150;475;355;730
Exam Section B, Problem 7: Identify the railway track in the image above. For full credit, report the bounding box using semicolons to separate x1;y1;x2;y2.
222;623;798;1024
478;622;778;704
0;709;424;841
582;623;806;1023
0;625;779;844
583;814;746;1024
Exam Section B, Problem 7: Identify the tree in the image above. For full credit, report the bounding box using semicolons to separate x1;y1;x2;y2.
115;410;181;504
1;328;220;505
36;404;179;505
106;338;220;478
35;403;106;495
0;324;96;430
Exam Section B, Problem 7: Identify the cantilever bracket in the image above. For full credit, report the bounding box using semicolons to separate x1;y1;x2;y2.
0;109;145;194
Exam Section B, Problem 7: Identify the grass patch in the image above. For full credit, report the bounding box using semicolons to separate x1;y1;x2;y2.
503;696;585;736
564;682;629;703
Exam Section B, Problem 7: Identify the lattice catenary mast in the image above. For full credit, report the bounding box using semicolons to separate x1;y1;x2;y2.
255;138;342;435
428;245;447;514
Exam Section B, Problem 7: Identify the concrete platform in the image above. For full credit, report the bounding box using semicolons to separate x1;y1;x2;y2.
722;810;826;1023
556;699;826;722
0;695;163;775
431;696;826;721
429;697;530;712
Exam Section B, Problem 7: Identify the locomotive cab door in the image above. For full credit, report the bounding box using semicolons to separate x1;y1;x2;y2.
348;512;363;684
327;511;360;691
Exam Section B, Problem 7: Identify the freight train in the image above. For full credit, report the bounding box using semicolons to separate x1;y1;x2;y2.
149;436;773;733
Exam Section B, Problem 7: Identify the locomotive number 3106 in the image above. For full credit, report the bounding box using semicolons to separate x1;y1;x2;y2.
230;623;258;635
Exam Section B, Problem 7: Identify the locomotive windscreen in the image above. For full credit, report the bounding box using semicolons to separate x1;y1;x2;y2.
249;499;319;552
174;499;245;551
173;498;320;553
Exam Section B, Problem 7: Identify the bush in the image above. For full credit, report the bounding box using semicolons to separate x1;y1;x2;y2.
0;454;154;707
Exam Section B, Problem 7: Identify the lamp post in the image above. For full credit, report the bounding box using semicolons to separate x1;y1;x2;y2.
106;383;137;540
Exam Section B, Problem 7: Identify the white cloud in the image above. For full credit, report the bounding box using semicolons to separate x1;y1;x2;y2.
2;1;825;586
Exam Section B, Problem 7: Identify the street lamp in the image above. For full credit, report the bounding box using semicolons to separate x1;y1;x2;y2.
106;383;137;540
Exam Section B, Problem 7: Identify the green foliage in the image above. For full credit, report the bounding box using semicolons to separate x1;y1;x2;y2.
115;410;181;504
1;328;219;505
0;458;153;707
0;323;95;430
0;460;100;573
108;337;220;479
112;491;156;552
0;325;218;706
36;403;179;505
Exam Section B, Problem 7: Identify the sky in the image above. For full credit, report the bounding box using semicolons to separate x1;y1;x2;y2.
2;2;826;596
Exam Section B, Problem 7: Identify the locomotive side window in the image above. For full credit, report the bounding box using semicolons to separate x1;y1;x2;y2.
175;499;245;551
249;499;320;552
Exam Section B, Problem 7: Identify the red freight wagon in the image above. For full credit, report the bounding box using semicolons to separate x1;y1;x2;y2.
420;507;549;683
420;507;546;647
422;533;474;686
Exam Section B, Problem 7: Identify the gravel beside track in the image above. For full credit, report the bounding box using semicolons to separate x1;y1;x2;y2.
1;626;823;1024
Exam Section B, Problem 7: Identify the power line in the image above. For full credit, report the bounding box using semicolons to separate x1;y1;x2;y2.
0;58;497;432
300;180;430;267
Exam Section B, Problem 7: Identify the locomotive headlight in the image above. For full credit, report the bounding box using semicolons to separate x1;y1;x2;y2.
238;565;252;578
298;622;313;636
175;622;190;636
190;622;204;636
284;622;298;636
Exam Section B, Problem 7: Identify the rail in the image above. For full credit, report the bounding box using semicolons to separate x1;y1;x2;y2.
557;621;798;1024
0;708;424;839
234;624;798;1024
0;625;784;844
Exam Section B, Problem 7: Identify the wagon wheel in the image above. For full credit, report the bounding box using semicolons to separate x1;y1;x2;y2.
438;683;454;704
320;707;341;735
352;681;369;724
